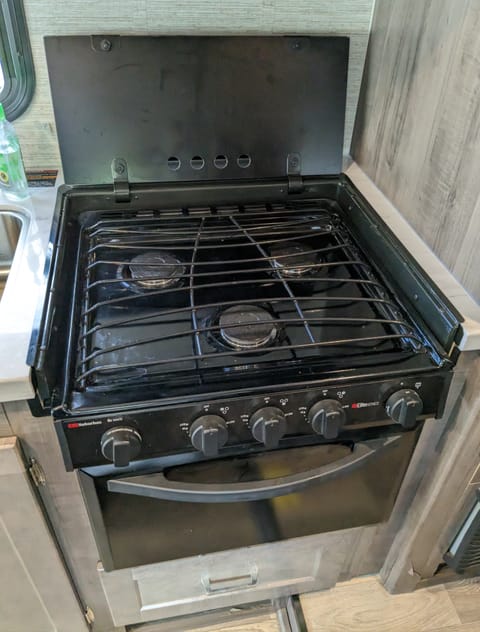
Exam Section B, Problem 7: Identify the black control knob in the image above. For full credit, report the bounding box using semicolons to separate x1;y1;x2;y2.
385;389;423;428
190;414;228;457
308;399;346;440
249;406;287;449
100;427;142;467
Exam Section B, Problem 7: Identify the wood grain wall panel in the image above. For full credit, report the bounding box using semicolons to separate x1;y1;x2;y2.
15;0;373;170
352;0;480;302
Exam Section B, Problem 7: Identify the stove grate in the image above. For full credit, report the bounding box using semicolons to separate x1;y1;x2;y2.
75;202;427;390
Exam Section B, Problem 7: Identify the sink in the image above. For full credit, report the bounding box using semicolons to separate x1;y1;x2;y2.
0;211;27;300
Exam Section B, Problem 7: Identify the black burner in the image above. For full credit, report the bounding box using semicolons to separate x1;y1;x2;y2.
270;241;318;277
218;305;278;350
119;251;185;290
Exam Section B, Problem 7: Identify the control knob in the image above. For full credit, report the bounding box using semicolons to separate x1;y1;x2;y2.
249;406;286;449
308;399;346;439
190;414;228;457
385;389;423;428
100;427;142;467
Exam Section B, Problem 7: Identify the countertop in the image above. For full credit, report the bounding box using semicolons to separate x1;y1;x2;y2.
0;185;57;402
0;163;479;403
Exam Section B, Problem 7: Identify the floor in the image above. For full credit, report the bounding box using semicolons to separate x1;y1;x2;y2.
184;576;480;632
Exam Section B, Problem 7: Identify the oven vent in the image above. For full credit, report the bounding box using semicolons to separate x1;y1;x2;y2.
444;491;480;573
166;154;251;172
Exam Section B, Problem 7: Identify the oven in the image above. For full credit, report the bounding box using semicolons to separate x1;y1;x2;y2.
80;430;418;571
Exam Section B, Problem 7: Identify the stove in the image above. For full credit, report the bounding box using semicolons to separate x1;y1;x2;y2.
30;191;459;469
26;35;463;572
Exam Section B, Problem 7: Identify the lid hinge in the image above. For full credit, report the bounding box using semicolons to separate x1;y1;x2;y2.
111;158;130;202
286;152;304;194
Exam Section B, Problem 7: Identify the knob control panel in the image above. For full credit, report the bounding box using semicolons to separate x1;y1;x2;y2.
61;373;447;469
385;389;423;428
189;414;228;457
308;399;346;439
100;427;142;467
249;406;287;448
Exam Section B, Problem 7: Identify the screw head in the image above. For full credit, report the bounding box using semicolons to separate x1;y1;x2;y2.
100;39;112;51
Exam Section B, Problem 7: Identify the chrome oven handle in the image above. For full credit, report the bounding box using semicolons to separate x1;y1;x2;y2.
107;435;401;503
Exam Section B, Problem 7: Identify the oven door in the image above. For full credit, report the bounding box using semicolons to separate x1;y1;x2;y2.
79;431;418;571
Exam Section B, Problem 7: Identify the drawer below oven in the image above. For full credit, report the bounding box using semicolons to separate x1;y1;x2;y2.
98;528;366;626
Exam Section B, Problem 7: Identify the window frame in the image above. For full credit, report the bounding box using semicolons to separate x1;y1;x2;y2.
0;0;35;120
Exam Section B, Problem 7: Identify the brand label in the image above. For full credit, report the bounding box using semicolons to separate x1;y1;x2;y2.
351;401;380;409
66;420;103;429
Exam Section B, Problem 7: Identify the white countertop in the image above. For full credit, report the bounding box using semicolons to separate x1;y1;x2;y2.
0;186;57;402
0;164;478;403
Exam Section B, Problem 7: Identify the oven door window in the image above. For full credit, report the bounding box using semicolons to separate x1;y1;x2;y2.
82;433;417;570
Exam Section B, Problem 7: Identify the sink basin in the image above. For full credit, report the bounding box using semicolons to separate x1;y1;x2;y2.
0;211;27;300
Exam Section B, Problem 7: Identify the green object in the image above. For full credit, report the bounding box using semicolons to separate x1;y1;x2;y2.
0;102;29;200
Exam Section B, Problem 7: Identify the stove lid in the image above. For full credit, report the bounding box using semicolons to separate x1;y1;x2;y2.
44;35;349;187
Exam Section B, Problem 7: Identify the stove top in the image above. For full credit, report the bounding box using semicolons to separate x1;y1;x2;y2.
28;175;462;468
69;199;438;409
79;200;420;391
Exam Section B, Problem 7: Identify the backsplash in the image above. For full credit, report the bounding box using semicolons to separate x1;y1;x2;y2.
352;0;480;303
16;0;373;171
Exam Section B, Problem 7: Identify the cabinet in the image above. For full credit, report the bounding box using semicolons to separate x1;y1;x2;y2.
0;436;87;632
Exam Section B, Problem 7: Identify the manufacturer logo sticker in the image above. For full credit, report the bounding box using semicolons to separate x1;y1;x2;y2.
67;420;103;429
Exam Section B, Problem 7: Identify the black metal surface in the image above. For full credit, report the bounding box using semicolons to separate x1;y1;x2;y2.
57;374;449;470
44;36;348;185
338;177;463;353
79;430;418;570
107;435;400;502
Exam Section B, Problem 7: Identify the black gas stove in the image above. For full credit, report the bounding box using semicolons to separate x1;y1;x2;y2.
29;176;459;472
29;35;461;476
27;35;464;570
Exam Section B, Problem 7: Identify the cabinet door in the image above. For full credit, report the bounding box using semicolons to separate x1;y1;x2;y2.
0;437;87;632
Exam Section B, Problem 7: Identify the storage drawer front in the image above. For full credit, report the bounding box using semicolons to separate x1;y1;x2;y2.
99;530;356;626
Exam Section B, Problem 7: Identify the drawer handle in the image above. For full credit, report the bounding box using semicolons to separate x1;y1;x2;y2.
107;435;401;503
202;566;258;593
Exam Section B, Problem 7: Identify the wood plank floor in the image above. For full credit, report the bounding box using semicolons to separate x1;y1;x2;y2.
183;576;480;632
301;576;480;632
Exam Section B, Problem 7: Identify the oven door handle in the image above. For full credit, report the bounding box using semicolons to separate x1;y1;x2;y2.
107;435;401;503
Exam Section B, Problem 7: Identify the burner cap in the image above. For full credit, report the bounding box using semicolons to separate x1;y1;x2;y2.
219;305;277;350
270;241;317;277
127;251;185;289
